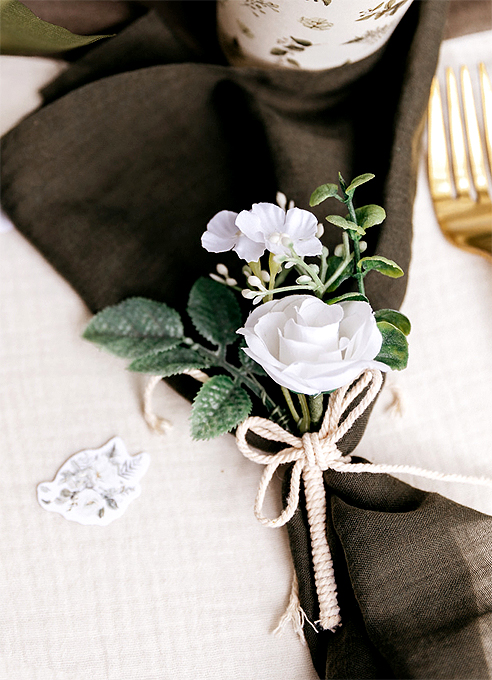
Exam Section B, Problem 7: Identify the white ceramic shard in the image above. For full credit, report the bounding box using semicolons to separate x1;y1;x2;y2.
37;437;150;526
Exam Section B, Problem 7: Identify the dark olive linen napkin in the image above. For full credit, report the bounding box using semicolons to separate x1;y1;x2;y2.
3;2;492;678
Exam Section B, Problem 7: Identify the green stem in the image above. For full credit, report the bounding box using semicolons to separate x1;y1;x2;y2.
265;253;281;303
291;253;325;292
187;339;277;412
322;251;354;294
309;394;324;429
297;394;311;434
345;197;365;296
281;386;300;423
352;238;365;296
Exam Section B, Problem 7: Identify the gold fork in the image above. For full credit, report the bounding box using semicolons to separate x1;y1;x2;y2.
428;63;492;261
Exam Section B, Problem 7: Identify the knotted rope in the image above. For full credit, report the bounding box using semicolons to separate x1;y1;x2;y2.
235;368;383;631
235;368;492;633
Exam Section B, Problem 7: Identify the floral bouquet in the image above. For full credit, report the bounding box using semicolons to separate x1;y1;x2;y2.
83;172;411;633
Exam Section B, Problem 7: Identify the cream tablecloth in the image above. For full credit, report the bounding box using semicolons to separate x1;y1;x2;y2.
0;30;491;680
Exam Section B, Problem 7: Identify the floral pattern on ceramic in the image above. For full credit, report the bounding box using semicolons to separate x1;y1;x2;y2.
37;437;150;526
217;0;412;70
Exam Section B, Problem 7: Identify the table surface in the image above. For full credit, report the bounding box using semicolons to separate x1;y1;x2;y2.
1;30;491;680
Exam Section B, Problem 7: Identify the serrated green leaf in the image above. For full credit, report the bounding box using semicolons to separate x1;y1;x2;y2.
354;204;386;230
187;278;242;347
324;256;354;293
375;321;408;370
1;0;112;54
83;298;183;358
325;214;365;236
191;375;252;440
358;256;404;278
309;183;339;206
345;173;375;194
327;292;369;305
374;309;411;336
128;347;214;376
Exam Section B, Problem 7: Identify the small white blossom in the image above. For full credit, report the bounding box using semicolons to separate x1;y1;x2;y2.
202;203;322;262
235;203;322;258
201;210;265;262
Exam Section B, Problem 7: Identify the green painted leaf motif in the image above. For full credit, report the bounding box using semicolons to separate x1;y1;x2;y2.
291;36;312;46
309;183;339;206
83;298;183;358
187;278;242;347
327;292;369;305
375;321;408;370
374;309;411;336
127;347;214;376
354;204;386;230
345;173;375;194
190;375;252;440
358;256;404;278
325;214;365;236
1;0;112;54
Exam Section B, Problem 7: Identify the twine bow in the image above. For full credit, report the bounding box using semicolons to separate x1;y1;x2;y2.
235;369;384;631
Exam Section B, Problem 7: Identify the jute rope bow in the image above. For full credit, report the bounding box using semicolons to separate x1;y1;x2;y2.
235;367;492;633
235;368;383;631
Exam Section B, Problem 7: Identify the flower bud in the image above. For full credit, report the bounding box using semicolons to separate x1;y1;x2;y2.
216;263;228;276
276;191;287;210
247;275;262;288
226;277;237;286
334;244;344;257
261;270;271;282
359;240;368;253
296;275;311;284
242;289;257;299
316;223;324;238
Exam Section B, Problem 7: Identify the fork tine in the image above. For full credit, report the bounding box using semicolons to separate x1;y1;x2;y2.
446;68;470;197
428;76;453;199
460;66;489;199
479;63;492;172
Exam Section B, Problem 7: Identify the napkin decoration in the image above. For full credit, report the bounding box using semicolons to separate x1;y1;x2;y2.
4;2;492;678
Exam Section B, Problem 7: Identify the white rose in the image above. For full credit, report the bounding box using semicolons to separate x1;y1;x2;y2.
238;295;389;395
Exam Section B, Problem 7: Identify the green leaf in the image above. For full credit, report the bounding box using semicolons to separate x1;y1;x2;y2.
309;183;339;206
190;375;252;440
358;256;404;278
354;204;386;230
128;347;214;376
375;321;408;370
0;0;112;54
187;278;242;347
345;173;375;195
83;298;183;358
324;256;354;293
374;309;411;336
326;292;369;305
325;215;365;236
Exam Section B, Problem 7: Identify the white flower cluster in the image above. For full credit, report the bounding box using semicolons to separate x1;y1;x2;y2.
201;202;322;262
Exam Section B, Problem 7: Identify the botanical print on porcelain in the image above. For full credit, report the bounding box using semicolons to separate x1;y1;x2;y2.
217;0;413;70
37;437;150;526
